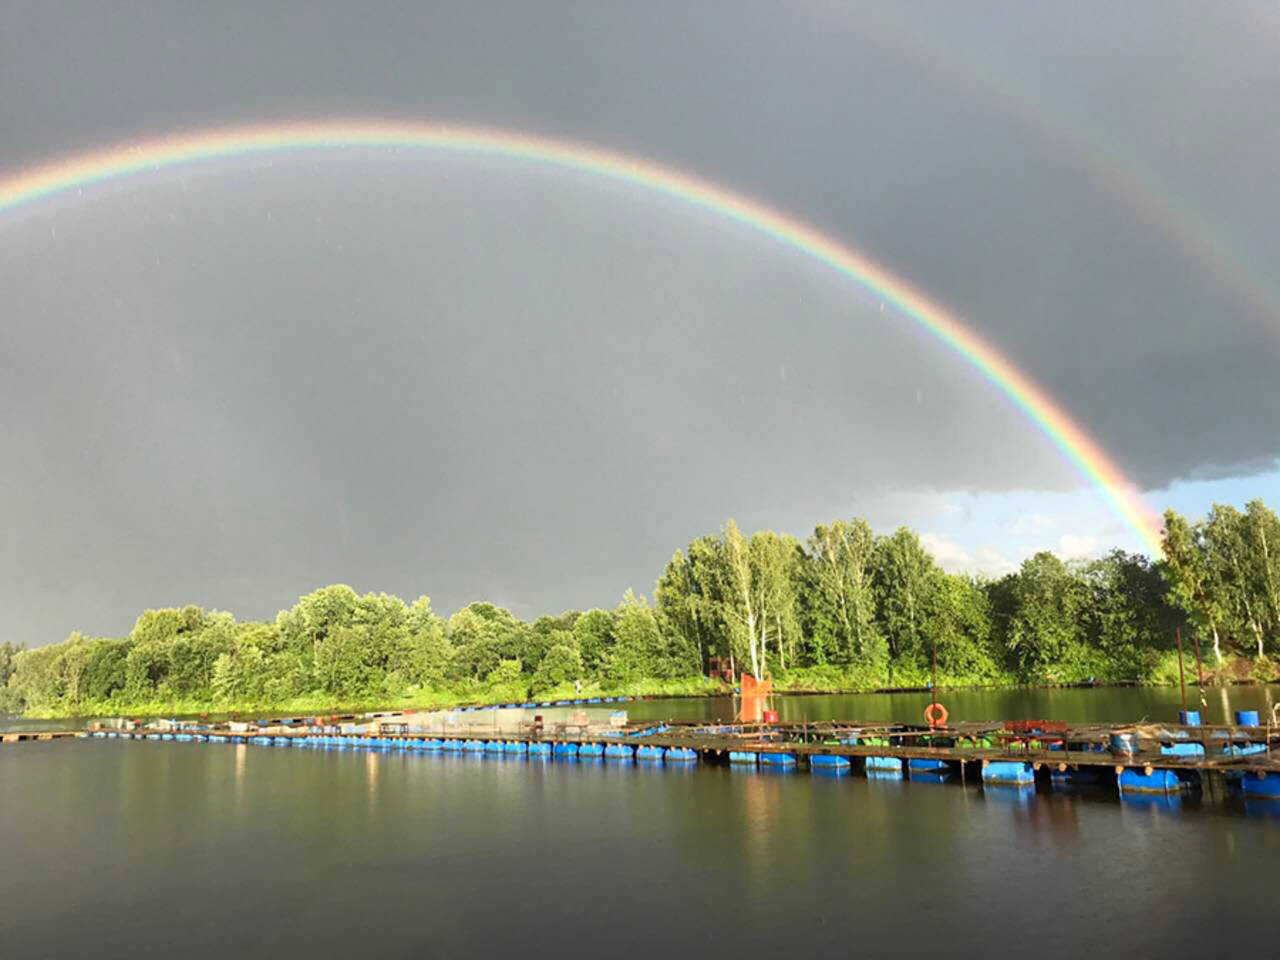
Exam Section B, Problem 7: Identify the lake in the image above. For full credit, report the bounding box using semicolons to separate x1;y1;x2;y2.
3;687;1277;958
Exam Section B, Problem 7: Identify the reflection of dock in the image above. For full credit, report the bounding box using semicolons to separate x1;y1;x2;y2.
11;712;1280;801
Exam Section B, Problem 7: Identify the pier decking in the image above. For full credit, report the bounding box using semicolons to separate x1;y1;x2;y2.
7;713;1279;799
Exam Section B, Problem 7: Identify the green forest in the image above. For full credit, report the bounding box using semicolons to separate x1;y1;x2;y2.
3;499;1279;718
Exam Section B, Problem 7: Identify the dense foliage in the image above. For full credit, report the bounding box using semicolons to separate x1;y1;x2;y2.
4;500;1278;717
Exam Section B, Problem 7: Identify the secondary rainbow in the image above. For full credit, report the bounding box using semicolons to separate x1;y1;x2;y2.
0;120;1164;554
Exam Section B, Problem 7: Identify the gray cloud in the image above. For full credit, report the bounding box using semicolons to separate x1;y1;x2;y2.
2;1;1278;643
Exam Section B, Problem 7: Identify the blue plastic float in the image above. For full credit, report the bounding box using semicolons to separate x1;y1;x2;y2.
865;756;903;775
636;745;665;762
604;744;634;761
1119;768;1181;794
1161;742;1205;757
908;758;950;773
527;742;551;757
553;742;578;757
579;743;604;758
729;751;758;765
665;747;698;763
1241;772;1280;799
982;761;1034;787
760;752;797;767
810;754;849;769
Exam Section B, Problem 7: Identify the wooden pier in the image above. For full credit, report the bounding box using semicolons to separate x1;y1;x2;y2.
7;717;1279;784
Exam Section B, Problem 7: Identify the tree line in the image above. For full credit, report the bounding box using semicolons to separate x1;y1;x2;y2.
3;499;1277;717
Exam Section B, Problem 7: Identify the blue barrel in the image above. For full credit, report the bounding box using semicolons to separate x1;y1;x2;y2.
272;737;289;746
729;751;758;765
423;738;443;751
604;743;634;761
1119;768;1181;795
909;758;951;773
463;739;486;753
811;755;850;770
1179;710;1201;726
759;752;796;767
504;740;528;754
636;745;664;762
1236;710;1261;727
527;742;551;757
982;761;1034;786
865;755;903;773
441;738;463;751
579;743;604;758
485;740;506;753
553;742;578;757
1160;742;1205;757
665;747;698;763
1241;772;1280;798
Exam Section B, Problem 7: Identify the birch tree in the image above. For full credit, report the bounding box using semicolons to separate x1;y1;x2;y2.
803;519;882;667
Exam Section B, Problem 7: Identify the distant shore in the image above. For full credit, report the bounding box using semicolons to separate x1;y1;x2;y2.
17;667;1278;723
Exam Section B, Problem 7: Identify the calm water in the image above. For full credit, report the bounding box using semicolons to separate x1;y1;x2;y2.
3;688;1278;958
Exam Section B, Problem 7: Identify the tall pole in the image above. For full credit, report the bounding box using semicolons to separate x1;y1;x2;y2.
1175;627;1188;715
931;641;938;711
1192;630;1207;710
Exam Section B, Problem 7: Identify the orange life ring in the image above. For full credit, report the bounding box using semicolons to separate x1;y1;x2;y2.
924;702;949;727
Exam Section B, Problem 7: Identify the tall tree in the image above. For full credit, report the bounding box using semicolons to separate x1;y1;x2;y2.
1005;552;1087;681
1162;509;1225;662
802;519;883;668
873;527;941;670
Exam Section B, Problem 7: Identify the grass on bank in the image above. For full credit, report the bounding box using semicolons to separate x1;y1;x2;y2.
21;655;1277;721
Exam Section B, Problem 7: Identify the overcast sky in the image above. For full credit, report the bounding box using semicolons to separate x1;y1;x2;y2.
2;1;1278;644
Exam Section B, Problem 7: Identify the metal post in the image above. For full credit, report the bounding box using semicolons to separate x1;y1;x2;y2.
931;642;938;712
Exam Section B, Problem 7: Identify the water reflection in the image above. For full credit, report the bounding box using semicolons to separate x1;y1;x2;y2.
366;749;380;808
739;768;783;902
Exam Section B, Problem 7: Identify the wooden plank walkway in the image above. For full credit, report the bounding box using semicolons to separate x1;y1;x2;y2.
11;717;1277;776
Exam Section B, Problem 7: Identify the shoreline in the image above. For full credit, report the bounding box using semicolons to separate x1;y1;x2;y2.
12;676;1277;726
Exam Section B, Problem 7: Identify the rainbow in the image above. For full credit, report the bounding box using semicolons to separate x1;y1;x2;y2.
0;120;1164;554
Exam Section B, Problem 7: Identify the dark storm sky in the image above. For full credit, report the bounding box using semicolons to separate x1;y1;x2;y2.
2;1;1278;643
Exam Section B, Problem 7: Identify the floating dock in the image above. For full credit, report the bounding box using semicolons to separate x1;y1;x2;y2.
7;711;1279;803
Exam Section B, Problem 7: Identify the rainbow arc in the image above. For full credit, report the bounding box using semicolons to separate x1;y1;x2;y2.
0;120;1164;554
